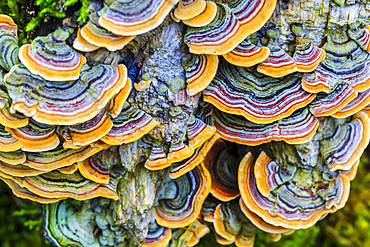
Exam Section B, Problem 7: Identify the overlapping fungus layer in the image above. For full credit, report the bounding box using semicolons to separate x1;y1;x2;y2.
0;15;19;71
5;63;127;125
184;0;277;54
1;0;370;245
19;28;86;81
98;0;179;36
203;59;315;124
238;113;370;229
302;28;370;94
75;12;136;52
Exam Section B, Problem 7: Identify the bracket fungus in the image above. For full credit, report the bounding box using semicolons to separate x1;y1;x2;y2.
203;59;315;124
76;13;136;52
0;149;25;165
257;28;298;77
98;0;179;36
169;132;219;179
3;169;120;201
239;152;346;229
0;124;23;152
318;113;370;172
44;199;131;247
174;0;207;20
200;196;219;223
1;0;370;245
5;63;127;125
302;28;370;94
204;139;240;201
144;141;170;170
101;102;158;145
19;28;86;81
184;0;276;54
348;22;370;53
59;110;113;149
222;37;270;67
0;176;66;203
166;219;209;247
106;77;132;118
332;88;370;118
73;28;100;52
23;143;109;171
239;198;294;235
143;216;172;247
182;1;217;27
6;119;59;152
308;82;358;117
0;102;29;128
77;156;112;184
213;199;257;247
181;53;218;96
182;53;218;96
291;23;326;72
154;163;211;228
167;139;192;164
212;107;319;146
0;15;20;71
238;113;370;229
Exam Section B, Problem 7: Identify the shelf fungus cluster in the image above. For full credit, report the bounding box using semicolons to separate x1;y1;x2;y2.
1;0;370;246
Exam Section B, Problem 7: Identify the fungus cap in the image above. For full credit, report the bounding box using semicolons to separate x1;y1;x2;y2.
293;40;326;72
19;28;86;81
60;110;113;149
184;0;276;54
204;140;240;201
320;113;370;172
308;82;357;117
23;143;109;171
291;23;326;72
98;0;179;36
348;22;370;52
212;107;319;146
5;63;127;125
0;176;66;203
0;149;25;165
106;77;132;118
302;29;370;94
80;13;136;51
257;28;298;78
182;53;218;96
239;198;293;234
143;218;172;247
0;125;23;152
167;139;192;164
332;88;370;118
182;1;217;27
187;115;216;151
6;119;59;152
238;151;352;229
169;132;220;179
44;201;102;246
145;142;170;170
223;39;270;67
155;163;211;228
0;15;20;70
174;0;206;20
77;156;111;184
213;200;257;246
101;102;158;145
203;60;315;124
73;28;99;52
0;15;17;34
10;170;120;201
